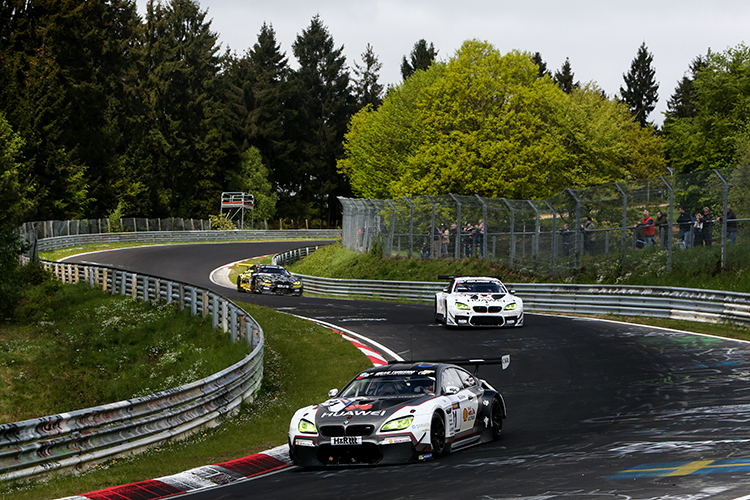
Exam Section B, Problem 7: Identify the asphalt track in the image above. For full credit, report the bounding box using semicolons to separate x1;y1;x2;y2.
66;242;750;500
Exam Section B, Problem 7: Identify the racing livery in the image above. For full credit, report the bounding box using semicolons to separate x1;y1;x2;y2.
288;359;509;466
434;276;523;328
236;264;303;295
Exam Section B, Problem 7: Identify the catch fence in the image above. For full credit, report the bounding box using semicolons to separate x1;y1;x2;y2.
340;166;750;275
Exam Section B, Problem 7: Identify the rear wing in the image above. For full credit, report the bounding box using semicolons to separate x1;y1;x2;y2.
389;355;511;374
436;275;503;281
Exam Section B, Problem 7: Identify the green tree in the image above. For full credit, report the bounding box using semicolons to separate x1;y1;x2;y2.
287;15;355;225
340;40;666;200
353;43;384;109
554;57;577;93
0;113;31;225
227;147;278;223
400;39;438;80
137;0;224;217
620;42;659;127
663;43;750;174
532;52;551;79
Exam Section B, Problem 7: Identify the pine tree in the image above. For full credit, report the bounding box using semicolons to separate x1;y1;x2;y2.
665;55;706;121
554;58;576;93
287;15;355;225
353;43;384;109
620;42;659;127
400;39;438;80
532;52;550;79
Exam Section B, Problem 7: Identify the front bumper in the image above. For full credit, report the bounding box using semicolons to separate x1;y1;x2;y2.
451;311;523;327
290;434;432;466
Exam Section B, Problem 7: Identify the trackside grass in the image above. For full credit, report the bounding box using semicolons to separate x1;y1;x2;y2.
0;295;370;499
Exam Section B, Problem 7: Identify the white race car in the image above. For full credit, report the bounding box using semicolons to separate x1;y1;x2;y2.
288;359;509;466
434;276;523;328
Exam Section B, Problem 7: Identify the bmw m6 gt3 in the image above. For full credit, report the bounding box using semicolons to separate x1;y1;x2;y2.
288;359;509;466
434;276;523;327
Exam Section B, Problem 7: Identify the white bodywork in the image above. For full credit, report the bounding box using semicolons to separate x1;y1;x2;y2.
435;277;524;328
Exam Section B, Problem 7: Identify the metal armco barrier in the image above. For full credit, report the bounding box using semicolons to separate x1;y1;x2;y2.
294;274;750;326
0;260;264;481
33;229;341;254
272;246;323;267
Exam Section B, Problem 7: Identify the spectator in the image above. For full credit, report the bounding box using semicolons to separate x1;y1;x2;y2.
702;207;713;246
463;221;474;257
718;206;738;245
475;219;485;257
420;241;430;259
583;217;596;254
693;212;704;247
560;223;572;256
676;206;692;249
655;210;668;248
637;210;655;246
440;224;450;257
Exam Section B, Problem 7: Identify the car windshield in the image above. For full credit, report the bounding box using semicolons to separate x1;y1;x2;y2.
339;375;436;398
454;281;506;294
259;267;288;275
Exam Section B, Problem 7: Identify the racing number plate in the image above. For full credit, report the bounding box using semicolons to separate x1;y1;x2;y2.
331;436;362;446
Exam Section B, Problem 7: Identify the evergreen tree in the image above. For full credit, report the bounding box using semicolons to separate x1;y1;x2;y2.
137;0;224;217
287;15;355;225
665;55;706;121
532;52;550;79
620;42;659;127
353;43;384;109
554;58;576;93
400;39;438;80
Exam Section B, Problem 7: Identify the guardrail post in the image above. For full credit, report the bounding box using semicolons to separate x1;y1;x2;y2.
166;281;172;304
102;269;108;292
212;294;219;329
190;287;197;316
222;300;228;332
178;283;185;309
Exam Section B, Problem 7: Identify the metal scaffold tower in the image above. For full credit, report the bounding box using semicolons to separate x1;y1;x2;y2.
220;192;255;229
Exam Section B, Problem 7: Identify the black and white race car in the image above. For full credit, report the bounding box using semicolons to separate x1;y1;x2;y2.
434;276;523;328
288;358;509;466
236;264;303;295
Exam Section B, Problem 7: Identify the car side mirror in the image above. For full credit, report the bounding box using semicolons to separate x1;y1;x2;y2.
509;289;516;295
442;287;449;292
443;385;460;396
328;388;339;398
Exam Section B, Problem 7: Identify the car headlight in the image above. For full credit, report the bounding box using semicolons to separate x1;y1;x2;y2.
455;302;470;310
380;416;413;432
293;280;301;287
262;278;272;283
504;303;517;310
298;419;317;434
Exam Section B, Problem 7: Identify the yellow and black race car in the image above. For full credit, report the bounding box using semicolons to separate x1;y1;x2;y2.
236;264;303;296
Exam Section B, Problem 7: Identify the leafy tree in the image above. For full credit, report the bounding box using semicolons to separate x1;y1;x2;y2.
400;39;438;80
620;42;659;127
554;57;577;93
0;113;30;225
665;55;706;121
227;147;278;223
353;43;384;109
287;15;355;225
340;40;666;200
663;43;750;174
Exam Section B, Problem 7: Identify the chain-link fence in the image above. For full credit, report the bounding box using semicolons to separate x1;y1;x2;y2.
340;166;750;275
21;218;211;239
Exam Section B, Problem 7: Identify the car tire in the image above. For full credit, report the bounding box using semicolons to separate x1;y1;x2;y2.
251;279;258;294
430;411;449;456
490;398;503;441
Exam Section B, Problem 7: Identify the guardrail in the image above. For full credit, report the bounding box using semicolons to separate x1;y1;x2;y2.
29;229;341;255
294;274;750;327
272;246;323;267
0;260;264;481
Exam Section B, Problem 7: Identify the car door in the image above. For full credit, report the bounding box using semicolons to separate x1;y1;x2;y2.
441;367;479;435
455;368;482;433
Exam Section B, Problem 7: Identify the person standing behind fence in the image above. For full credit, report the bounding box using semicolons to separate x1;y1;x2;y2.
440;224;450;257
463;221;474;257
637;210;655;246
676;206;692;249
655;210;668;248
475;219;485;257
727;206;737;244
693;212;704;247
560;223;572;256
449;223;457;255
702;207;713;246
583;217;596;254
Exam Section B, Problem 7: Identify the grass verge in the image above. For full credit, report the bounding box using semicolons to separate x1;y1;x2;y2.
0;303;371;500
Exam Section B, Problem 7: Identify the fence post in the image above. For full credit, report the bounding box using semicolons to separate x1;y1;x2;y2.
714;169;729;270
475;195;489;259
501;198;515;267
614;183;628;273
426;196;437;259
403;197;414;258
565;188;582;269
386;199;396;257
449;194;462;259
660;176;675;272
